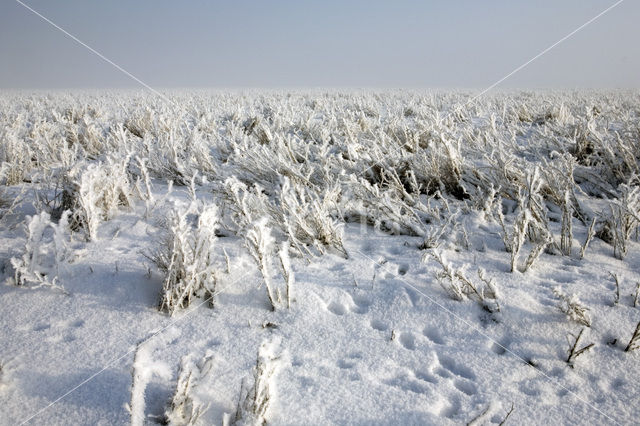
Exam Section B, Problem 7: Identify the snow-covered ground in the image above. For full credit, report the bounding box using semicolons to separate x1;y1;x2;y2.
0;90;639;425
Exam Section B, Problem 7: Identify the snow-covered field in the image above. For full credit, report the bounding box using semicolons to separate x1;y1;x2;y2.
0;90;639;425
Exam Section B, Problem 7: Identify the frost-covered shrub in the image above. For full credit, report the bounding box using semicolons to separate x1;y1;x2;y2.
277;241;294;309
32;167;81;223
57;157;135;241
496;168;552;272
420;204;458;249
11;212;51;287
420;136;467;199
0;186;17;221
553;287;591;327
425;250;499;312
10;211;70;291
0;128;32;185
234;338;283;426
143;127;217;185
164;353;214;425
223;176;344;259
1;89;639;285
245;218;279;311
601;181;640;260
65;114;105;158
566;328;594;366
222;177;274;233
154;203;220;316
342;174;426;237
278;177;346;257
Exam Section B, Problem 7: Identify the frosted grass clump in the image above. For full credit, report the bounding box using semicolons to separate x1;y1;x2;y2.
154;203;220;316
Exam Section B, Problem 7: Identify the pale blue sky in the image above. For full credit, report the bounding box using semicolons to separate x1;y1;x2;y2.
0;0;638;89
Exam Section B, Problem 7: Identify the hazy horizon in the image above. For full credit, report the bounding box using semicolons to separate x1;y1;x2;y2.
1;1;638;90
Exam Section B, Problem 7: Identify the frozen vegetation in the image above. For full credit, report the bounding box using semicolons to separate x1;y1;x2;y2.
0;89;639;424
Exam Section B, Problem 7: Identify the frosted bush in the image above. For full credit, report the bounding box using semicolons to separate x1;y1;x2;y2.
245;218;279;311
0;128;32;185
164;353;214;425
278;177;346;257
154;203;220;316
425;250;499;312
0;185;20;221
69;157;135;240
0;89;638;291
222;177;275;233
602;181;640;260
553;287;591;327
278;241;294;309
10;211;70;291
497;168;552;272
342;174;426;237
234;338;283;426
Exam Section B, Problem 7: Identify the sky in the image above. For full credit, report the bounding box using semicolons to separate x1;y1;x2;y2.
0;0;638;89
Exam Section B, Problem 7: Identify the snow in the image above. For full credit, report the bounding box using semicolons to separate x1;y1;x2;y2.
0;90;639;425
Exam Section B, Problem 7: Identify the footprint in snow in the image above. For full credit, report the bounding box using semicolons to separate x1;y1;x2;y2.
490;338;510;355
414;369;438;384
33;323;51;332
349;293;372;314
360;241;375;254
545;273;575;284
437;354;476;380
387;245;406;255
403;287;420;307
383;272;396;280
549;367;564;378
397;331;416;351
538;296;556;307
397;263;410;275
435;367;452;379
337;352;363;369
329;263;346;272
439;395;461;419
453;379;477;396
327;293;372;316
423;326;445;345
370;319;388;332
326;301;348;316
611;378;626;390
337;359;356;369
383;372;432;395
67;319;85;328
46;333;75;344
518;380;541;396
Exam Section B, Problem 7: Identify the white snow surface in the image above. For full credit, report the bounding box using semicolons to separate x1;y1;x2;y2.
0;90;639;425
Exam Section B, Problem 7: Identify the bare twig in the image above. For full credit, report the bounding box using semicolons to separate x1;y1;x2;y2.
566;328;594;366
624;321;640;352
467;403;492;426
610;272;620;305
580;217;596;259
499;403;515;426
